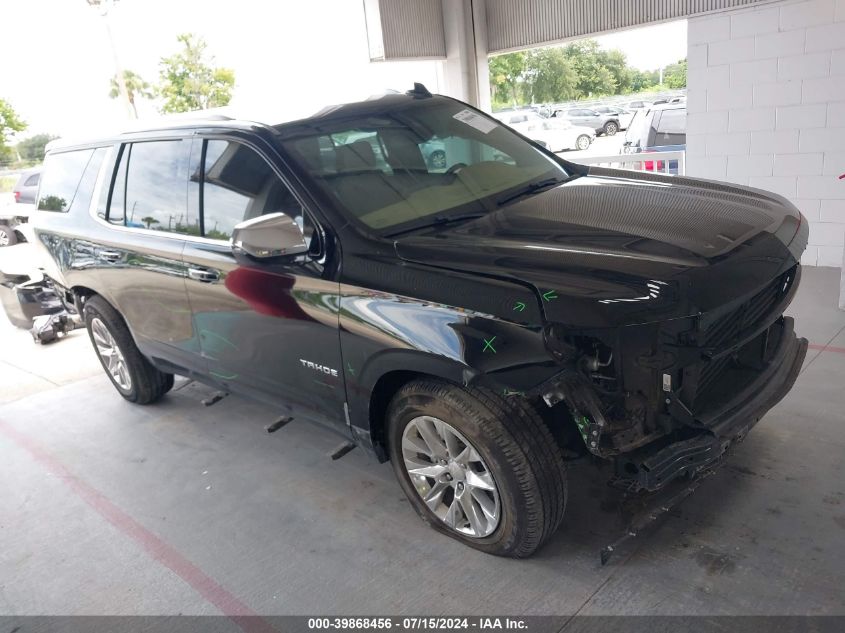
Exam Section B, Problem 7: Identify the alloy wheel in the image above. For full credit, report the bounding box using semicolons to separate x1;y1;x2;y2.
91;317;132;390
401;415;500;538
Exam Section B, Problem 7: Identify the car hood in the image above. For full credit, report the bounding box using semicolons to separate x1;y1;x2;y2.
394;168;805;327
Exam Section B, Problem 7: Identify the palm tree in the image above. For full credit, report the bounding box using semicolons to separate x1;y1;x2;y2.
110;70;153;118
140;216;159;230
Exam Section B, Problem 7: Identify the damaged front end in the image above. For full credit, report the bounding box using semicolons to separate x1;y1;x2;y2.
536;265;807;494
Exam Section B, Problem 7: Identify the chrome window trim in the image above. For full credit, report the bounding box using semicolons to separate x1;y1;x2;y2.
86;134;327;251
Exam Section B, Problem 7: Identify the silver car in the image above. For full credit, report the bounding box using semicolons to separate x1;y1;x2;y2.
552;108;620;136
13;168;41;204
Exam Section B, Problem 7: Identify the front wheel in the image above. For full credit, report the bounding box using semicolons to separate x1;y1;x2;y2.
0;224;16;247
387;380;567;557
576;134;591;151
603;121;618;136
83;295;174;404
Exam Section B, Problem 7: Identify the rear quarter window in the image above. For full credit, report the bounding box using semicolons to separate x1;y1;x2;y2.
38;150;96;212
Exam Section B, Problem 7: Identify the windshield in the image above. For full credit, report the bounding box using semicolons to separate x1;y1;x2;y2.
278;99;566;233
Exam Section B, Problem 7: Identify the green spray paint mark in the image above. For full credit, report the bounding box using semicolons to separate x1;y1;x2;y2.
575;415;590;440
346;362;355;376
482;336;497;353
513;301;526;312
542;290;559;302
502;388;525;397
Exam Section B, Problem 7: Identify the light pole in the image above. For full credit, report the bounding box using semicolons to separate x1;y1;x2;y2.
87;0;135;119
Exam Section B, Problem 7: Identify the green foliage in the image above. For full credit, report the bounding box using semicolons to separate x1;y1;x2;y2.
488;41;685;106
110;70;154;117
37;195;67;212
664;59;687;89
522;48;578;103
489;52;526;106
0;98;26;165
157;34;235;114
17;134;58;163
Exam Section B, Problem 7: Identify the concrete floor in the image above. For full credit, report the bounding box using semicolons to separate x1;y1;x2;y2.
1;259;844;617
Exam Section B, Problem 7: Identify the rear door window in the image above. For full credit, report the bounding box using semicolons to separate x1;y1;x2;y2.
109;139;196;234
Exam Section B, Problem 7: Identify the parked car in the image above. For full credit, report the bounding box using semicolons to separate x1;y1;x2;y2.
32;86;808;558
13;167;41;204
492;111;595;151
592;105;635;131
621;102;687;174
0;203;33;247
625;100;653;111
551;107;620;136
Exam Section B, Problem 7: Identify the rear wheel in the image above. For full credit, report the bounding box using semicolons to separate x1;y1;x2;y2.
387;379;567;557
576;134;591;151
603;121;619;136
0;224;16;247
83;295;174;404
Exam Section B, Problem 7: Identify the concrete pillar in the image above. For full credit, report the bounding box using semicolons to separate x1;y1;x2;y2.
440;0;491;112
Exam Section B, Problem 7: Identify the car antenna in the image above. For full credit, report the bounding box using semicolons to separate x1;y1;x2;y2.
406;82;432;98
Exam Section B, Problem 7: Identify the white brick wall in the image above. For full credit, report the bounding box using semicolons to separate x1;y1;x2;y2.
687;0;845;267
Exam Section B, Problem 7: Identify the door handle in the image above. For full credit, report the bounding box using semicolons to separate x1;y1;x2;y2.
188;267;220;283
98;250;122;262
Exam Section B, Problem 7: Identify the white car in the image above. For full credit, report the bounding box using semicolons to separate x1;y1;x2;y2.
492;111;595;152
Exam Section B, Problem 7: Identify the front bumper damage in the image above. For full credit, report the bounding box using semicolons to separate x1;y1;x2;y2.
615;316;806;492
539;316;807;565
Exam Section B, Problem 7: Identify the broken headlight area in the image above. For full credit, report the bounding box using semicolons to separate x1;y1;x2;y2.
538;266;804;492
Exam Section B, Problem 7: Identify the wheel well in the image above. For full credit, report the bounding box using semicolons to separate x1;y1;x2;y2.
70;286;99;313
368;370;433;461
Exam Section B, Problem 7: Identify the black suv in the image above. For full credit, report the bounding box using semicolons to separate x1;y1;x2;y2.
32;87;808;557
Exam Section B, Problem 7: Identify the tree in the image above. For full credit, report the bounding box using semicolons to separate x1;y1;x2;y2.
109;70;153;118
489;52;526;107
140;216;160;230
157;34;235;113
664;59;687;89
17;134;58;163
523;48;579;103
0;98;26;166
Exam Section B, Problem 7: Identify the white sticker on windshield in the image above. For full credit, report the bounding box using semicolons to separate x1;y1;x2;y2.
453;109;498;134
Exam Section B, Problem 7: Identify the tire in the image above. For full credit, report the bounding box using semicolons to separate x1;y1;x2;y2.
428;150;447;170
83;295;174;404
576;135;591;151
603;121;618;136
0;224;16;247
387;379;568;557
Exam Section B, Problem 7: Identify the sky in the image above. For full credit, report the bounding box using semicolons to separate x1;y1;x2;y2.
1;1;687;140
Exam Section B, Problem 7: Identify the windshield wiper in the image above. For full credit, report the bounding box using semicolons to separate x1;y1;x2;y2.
386;212;487;237
496;177;567;207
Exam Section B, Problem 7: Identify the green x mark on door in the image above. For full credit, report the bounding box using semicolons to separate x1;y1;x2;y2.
542;290;558;302
513;301;526;312
482;336;497;353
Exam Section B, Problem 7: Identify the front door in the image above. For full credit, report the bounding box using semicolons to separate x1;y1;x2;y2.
181;137;346;430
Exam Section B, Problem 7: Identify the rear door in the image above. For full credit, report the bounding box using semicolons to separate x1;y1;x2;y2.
181;136;346;430
95;138;198;369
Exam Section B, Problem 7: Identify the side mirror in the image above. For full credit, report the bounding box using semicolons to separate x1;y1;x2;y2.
231;212;308;259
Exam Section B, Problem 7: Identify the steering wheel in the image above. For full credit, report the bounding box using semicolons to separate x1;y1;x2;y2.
446;162;468;176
